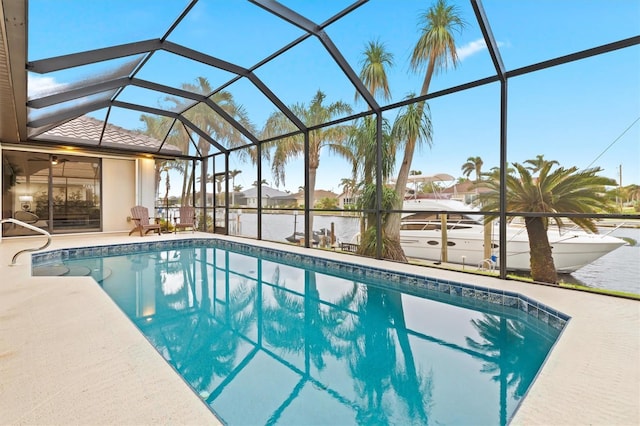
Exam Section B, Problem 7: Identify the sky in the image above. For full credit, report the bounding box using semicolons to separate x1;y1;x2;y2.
27;0;640;196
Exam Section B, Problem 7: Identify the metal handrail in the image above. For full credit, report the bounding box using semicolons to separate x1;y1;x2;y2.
1;218;52;265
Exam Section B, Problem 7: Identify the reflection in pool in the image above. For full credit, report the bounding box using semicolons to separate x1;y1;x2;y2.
51;244;562;425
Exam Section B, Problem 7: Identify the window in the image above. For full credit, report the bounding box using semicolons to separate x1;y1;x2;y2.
2;151;101;236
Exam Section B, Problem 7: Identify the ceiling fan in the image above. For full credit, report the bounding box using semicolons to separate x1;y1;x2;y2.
27;155;68;165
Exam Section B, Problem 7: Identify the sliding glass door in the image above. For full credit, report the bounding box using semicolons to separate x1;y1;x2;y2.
2;151;101;236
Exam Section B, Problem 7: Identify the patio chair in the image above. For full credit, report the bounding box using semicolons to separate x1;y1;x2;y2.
174;206;196;233
129;205;161;236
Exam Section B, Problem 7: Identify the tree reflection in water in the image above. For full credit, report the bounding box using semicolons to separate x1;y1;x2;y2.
263;267;356;371
338;286;433;425
142;248;257;397
263;266;433;425
466;314;555;425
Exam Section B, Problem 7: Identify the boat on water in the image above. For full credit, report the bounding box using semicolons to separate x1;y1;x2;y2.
398;198;627;273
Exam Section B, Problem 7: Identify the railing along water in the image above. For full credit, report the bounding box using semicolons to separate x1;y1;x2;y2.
0;218;52;265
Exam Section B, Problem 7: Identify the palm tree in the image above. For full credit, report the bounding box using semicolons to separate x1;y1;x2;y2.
384;0;465;261
252;179;268;187
140;114;192;204
622;184;640;205
461;156;484;182
479;162;617;283
153;161;173;208
262;90;353;232
483;165;515;182
228;169;242;205
351;40;395;242
383;94;434;260
347;115;395;249
356;39;394;104
167;77;254;207
339;177;357;195
524;154;559;175
214;174;226;205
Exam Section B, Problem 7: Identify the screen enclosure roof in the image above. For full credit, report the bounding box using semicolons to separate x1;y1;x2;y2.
0;0;638;159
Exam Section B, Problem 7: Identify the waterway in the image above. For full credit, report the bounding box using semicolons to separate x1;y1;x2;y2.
569;226;639;294
224;212;639;295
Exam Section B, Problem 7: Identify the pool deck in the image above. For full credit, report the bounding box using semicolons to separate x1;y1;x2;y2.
1;232;638;425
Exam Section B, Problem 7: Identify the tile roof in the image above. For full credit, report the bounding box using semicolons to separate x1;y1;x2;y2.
32;116;182;155
241;185;291;198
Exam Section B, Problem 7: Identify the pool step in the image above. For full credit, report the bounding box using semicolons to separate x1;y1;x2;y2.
32;265;112;283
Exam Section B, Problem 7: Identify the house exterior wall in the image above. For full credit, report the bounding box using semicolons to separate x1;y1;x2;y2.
102;158;136;232
137;158;156;213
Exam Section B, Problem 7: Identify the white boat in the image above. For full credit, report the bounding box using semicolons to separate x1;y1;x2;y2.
399;198;627;273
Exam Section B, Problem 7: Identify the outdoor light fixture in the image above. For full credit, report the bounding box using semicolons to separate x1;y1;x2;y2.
19;195;33;211
51;155;58;165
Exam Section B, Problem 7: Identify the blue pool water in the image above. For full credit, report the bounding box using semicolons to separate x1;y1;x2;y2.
33;240;565;425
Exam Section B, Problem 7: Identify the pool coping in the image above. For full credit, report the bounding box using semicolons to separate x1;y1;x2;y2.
32;237;571;334
1;232;638;425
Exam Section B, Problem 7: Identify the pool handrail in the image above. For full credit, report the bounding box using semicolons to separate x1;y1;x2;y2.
1;218;52;265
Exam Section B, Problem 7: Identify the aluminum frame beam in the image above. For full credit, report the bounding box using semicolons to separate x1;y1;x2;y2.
111;100;227;153
27;37;305;143
132;78;261;144
251;0;379;111
27;77;130;108
27;39;162;73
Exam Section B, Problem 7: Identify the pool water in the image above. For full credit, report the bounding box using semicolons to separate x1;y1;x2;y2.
42;243;562;425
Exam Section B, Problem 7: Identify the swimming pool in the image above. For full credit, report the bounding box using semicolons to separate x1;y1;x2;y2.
33;239;567;425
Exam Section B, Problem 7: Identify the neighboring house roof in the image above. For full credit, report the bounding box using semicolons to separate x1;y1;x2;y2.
33;116;182;155
241;185;291;198
441;181;492;194
337;190;360;198
313;190;339;199
290;190;339;201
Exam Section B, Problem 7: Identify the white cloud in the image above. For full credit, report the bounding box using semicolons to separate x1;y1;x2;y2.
456;38;507;62
457;38;488;61
27;74;68;98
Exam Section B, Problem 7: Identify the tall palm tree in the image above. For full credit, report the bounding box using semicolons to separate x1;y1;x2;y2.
479;162;617;283
262;90;353;232
228;169;242;205
461;156;484;182
384;0;465;261
383;95;434;260
214;174;226;205
351;40;395;244
347;115;395;250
